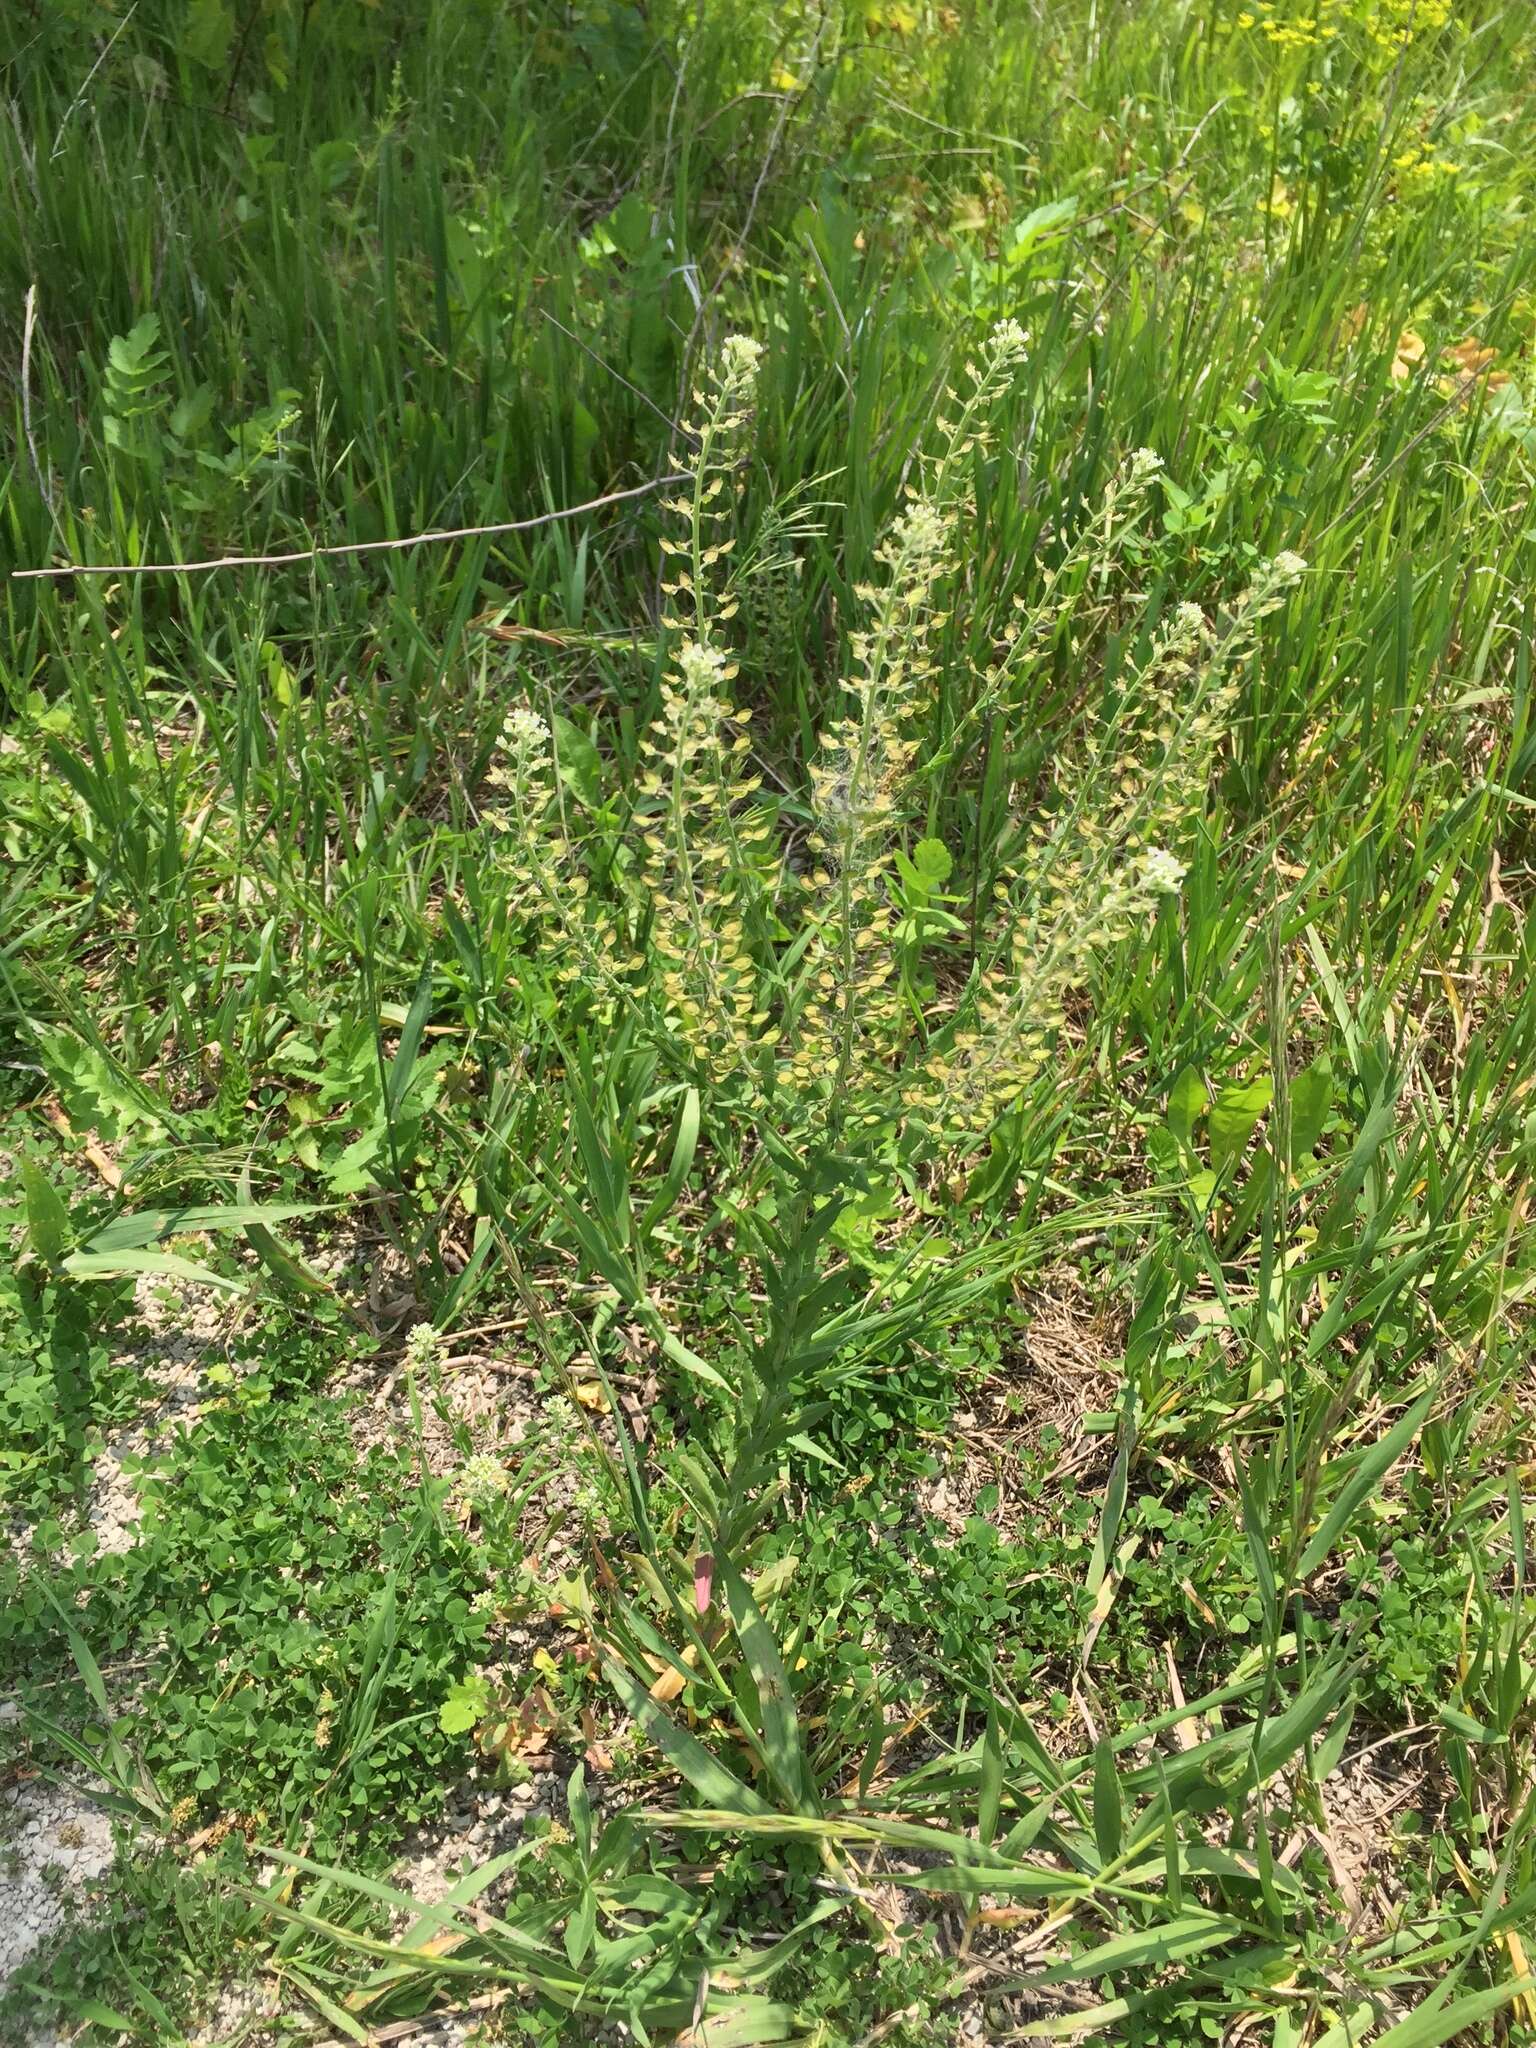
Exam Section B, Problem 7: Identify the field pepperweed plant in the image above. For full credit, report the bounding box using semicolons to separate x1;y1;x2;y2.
4;1;1536;2043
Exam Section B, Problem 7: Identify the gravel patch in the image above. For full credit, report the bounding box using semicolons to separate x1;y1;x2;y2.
390;1763;560;1913
0;1778;116;1998
176;1774;562;2048
9;1274;239;1566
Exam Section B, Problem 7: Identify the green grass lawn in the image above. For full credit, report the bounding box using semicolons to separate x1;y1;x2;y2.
4;0;1536;2040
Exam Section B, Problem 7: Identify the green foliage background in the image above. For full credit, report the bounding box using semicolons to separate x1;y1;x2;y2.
4;0;1536;2041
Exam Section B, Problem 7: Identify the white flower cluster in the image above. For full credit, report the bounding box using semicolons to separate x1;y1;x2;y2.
719;333;765;387
889;496;949;573
495;700;548;770
675;639;732;695
503;705;548;750
1139;845;1189;895
488;704;551;808
987;317;1029;365
404;1322;446;1372
456;1453;512;1505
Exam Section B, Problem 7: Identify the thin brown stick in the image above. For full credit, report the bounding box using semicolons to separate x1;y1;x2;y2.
10;473;690;582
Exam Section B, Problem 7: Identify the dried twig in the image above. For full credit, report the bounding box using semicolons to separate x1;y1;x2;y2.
11;473;690;582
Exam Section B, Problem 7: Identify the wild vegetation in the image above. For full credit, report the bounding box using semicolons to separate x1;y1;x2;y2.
4;0;1536;2041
